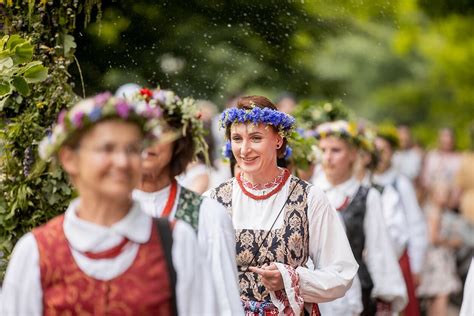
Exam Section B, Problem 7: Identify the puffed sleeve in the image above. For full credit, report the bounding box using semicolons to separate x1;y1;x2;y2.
396;176;428;274
0;233;43;316
364;188;408;312
379;185;410;258
296;186;359;303
172;220;219;315
197;198;243;316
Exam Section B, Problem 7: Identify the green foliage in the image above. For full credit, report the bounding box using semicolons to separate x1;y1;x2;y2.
0;35;48;110
70;0;473;149
0;0;101;279
287;131;317;171
293;99;352;130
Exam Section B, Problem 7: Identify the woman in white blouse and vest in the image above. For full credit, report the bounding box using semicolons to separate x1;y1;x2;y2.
206;95;358;315
311;120;408;316
0;93;217;315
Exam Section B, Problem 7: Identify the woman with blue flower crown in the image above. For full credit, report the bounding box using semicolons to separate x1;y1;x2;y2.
0;93;218;315
205;95;358;316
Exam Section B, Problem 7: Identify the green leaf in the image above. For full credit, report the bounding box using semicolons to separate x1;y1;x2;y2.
0;81;11;96
5;35;25;51
24;64;48;83
12;42;34;65
0;57;13;71
11;76;30;96
0;35;9;49
63;34;77;57
0;96;9;110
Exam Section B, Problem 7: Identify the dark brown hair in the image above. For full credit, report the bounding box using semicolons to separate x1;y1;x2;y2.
225;95;287;158
164;112;196;179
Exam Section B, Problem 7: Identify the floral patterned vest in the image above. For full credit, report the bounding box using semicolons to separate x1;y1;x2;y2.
210;176;311;302
175;185;203;232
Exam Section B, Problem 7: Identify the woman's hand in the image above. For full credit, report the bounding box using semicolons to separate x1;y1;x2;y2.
249;263;284;291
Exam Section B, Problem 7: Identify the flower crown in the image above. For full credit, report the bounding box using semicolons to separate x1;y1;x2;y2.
313;120;361;146
376;124;400;150
38;92;163;161
356;122;377;153
220;105;295;138
133;87;208;163
293;99;351;130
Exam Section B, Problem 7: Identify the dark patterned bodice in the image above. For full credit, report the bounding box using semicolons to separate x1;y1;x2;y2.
340;186;374;292
210;176;311;302
175;185;203;232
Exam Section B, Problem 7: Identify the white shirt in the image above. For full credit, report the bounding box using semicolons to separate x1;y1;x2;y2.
373;167;428;274
460;258;474;316
393;148;423;181
206;176;359;310
0;199;217;316
361;174;410;258
133;185;243;316
315;176;408;315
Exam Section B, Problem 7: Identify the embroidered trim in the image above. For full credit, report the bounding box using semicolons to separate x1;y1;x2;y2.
270;263;304;316
237;169;290;200
241;168;286;191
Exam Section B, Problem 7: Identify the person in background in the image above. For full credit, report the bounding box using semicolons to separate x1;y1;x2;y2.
416;182;462;316
373;125;428;316
392;124;423;182
0;93;217;315
421;127;461;211
312;120;407;316
355;125;410;269
131;88;243;315
207;95;358;315
275;92;297;114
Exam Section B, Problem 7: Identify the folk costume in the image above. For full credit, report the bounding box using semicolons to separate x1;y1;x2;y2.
312;121;407;316
0;94;217;315
207;107;359;315
0;201;216;316
131;88;243;315
133;182;242;315
373;167;427;316
315;175;408;315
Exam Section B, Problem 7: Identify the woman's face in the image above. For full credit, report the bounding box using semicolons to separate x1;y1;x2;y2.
374;137;393;172
230;123;282;177
319;136;357;183
60;120;143;201
141;140;174;179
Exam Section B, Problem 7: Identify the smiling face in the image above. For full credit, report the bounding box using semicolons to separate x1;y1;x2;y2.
141;140;174;179
59;120;144;201
230;123;282;179
319;136;357;185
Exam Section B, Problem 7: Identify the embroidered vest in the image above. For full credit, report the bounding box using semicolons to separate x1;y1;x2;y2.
175;185;203;232
339;186;374;293
33;215;174;316
210;176;310;302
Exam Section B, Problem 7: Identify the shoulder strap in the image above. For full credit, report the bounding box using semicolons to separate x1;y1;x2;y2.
155;217;178;316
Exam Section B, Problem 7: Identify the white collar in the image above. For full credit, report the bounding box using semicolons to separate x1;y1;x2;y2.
132;184;172;202
63;198;152;252
373;167;398;186
318;175;359;197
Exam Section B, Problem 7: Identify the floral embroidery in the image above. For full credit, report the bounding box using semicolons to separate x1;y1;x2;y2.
174;186;202;232
210;176;311;312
